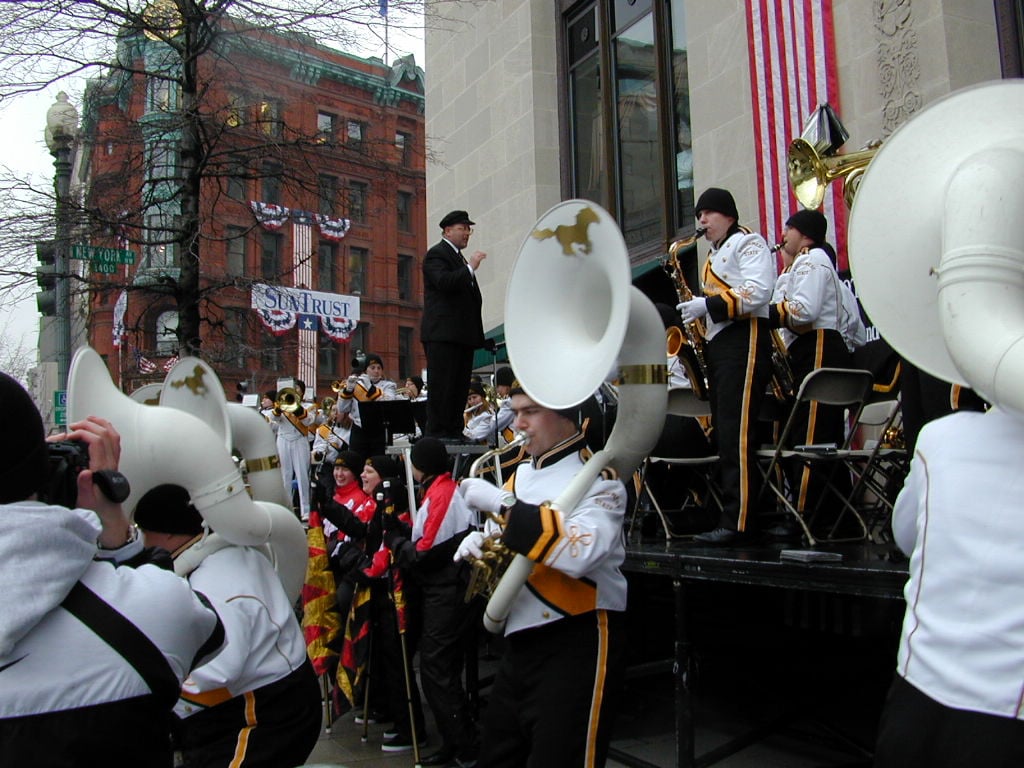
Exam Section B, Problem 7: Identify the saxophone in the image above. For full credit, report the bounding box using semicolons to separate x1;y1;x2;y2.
664;230;710;400
462;434;530;603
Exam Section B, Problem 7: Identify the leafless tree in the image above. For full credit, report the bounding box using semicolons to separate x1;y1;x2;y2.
0;0;433;365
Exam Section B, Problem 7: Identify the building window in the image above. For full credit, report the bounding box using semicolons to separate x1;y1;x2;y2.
147;75;176;112
318;336;337;378
224;307;248;370
258;99;281;137
144;213;176;268
318;241;337;291
226;226;247;274
317;111;336;143
226;93;244;127
261;232;282;279
319;175;338;216
396;131;413;166
397;254;413;300
564;0;693;246
155;309;178;355
397;191;413;232
349;322;368;361
348;246;368;295
262;164;282;205
346;119;365;149
260;331;282;371
227;170;245;201
398;325;414;379
348;181;368;223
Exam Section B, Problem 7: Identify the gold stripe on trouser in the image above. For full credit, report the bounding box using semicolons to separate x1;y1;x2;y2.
584;610;610;768
228;690;257;767
736;321;759;530
796;331;826;512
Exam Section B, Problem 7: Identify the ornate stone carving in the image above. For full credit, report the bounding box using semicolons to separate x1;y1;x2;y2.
874;0;921;136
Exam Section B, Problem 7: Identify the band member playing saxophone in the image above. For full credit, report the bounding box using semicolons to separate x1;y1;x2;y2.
455;381;628;767
676;188;775;545
768;209;863;536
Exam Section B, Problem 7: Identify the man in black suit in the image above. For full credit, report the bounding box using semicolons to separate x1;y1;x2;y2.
421;210;487;441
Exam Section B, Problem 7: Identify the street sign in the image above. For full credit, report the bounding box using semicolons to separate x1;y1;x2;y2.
71;245;136;274
54;389;67;427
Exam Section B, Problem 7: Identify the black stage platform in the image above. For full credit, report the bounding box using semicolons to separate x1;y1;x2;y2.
615;536;909;768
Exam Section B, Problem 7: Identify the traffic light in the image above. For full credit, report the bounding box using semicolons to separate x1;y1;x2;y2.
35;240;57;316
235;380;249;403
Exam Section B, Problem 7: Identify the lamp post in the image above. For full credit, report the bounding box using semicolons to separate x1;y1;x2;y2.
45;92;79;391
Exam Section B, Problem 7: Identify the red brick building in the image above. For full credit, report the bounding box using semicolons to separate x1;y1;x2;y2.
81;19;426;401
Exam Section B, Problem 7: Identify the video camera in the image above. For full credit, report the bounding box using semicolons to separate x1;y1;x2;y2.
42;439;131;508
350;349;369;375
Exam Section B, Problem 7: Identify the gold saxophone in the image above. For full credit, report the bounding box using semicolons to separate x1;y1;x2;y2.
664;230;710;400
462;434;530;603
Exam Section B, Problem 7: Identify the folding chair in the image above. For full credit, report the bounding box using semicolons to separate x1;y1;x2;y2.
844;396;908;543
756;368;875;547
630;388;722;539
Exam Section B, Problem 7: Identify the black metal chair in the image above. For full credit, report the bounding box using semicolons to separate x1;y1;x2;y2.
756;367;875;547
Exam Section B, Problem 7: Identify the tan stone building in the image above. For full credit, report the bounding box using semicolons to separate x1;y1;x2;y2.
424;0;1017;343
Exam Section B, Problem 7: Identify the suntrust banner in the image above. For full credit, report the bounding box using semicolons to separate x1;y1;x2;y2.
251;283;359;319
250;284;360;341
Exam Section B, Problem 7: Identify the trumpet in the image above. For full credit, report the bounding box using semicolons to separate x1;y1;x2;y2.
463;434;531;603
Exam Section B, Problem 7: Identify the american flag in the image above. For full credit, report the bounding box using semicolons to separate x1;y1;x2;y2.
134;349;157;374
745;0;845;268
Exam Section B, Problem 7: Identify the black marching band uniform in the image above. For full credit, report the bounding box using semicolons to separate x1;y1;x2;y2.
693;188;775;543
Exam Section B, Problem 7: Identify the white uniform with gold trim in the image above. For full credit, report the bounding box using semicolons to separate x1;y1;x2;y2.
487;430;627;637
701;230;775;339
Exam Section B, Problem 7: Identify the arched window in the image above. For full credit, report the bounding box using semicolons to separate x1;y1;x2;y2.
155;310;178;355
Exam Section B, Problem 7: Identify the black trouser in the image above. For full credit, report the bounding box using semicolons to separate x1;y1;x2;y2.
874;674;1024;768
175;660;321;768
784;329;851;514
706;318;773;532
423;340;475;439
479;610;627;768
418;576;478;756
373;580;425;740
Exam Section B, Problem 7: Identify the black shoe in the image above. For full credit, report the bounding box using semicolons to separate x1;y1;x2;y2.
354;709;391;725
693;526;756;545
419;747;456;766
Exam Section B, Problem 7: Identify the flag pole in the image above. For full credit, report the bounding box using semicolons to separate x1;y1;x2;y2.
381;0;389;66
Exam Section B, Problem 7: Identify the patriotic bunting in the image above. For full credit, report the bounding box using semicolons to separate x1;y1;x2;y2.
250;201;290;231
315;214;352;242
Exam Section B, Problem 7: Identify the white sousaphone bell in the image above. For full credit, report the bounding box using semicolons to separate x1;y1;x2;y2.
483;199;668;634
67;347;307;601
847;80;1024;415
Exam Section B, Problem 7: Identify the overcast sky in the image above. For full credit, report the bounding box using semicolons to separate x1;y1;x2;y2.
0;13;424;363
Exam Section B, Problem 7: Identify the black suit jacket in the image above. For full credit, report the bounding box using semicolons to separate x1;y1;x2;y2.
420;239;485;347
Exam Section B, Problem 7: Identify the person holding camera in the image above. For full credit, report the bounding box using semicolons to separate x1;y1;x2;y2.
0;372;225;767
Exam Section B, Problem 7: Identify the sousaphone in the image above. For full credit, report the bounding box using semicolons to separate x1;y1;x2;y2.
484;200;668;634
848;80;1024;413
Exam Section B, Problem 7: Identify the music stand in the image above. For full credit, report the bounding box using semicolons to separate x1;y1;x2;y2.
358;400;417;448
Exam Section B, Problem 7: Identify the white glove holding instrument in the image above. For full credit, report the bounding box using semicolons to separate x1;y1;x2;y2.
458;477;515;515
454;530;487;562
677;297;708;324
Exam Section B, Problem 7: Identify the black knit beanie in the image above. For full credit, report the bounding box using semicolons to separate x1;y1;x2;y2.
785;209;827;245
410;437;450;476
695;187;739;220
133;484;204;535
0;373;50;504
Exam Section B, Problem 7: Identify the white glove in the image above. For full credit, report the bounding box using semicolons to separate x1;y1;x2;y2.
459;477;514;515
454;530;486;562
677;297;708;324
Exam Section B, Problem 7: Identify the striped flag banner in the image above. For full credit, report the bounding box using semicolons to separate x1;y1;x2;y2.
293;219;317;392
745;0;847;269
